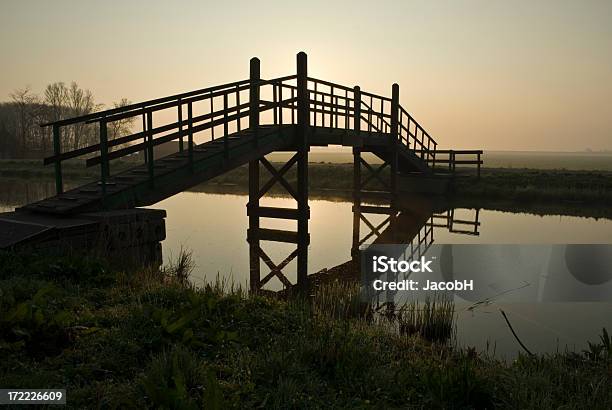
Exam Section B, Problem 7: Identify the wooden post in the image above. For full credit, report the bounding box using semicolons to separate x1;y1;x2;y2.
249;57;260;145
248;57;261;291
178;98;184;152
99;118;109;196
352;86;361;258
477;151;481;179
223;92;229;159
52;124;63;194
142;113;148;164
432;142;437;173
146;111;154;186
390;84;400;198
296;51;310;291
187;102;194;172
248;158;260;292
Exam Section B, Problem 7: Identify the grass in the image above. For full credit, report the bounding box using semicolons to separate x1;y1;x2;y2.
196;164;612;207
396;296;456;343
3;158;612;211
1;251;611;408
0;158;136;179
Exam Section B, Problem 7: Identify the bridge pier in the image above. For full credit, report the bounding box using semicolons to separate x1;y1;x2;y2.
247;52;310;293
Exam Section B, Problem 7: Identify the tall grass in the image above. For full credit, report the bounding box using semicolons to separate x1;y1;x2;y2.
395;295;456;343
311;280;371;321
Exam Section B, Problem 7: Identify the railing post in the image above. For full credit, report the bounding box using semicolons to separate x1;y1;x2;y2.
296;51;310;292
52;124;63;194
352;85;361;259
249;57;260;146
178;98;184;152
390;83;400;198
142;112;148;164
188;102;194;172
248;57;261;291
477;151;481;179
432;142;437;173
99;118;109;196
223;92;229;159
146;111;154;186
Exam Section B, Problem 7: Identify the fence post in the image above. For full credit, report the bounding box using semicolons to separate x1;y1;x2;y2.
249;57;260;146
390;83;400;198
296;51;310;292
477;151;481;179
52;124;63;194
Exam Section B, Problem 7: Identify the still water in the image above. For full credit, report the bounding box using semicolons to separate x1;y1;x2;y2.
1;178;611;359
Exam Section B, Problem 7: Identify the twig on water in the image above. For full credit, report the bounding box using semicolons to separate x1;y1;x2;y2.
500;309;534;356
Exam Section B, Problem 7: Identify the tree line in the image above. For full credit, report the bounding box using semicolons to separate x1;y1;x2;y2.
0;82;133;159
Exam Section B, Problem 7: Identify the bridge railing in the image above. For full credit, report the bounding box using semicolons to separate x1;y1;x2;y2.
414;149;483;177
305;77;440;171
40;55;447;196
41;76;298;195
398;106;438;168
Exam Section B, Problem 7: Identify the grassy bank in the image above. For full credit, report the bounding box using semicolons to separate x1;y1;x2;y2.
0;159;136;179
189;162;611;202
1;252;610;408
3;159;611;206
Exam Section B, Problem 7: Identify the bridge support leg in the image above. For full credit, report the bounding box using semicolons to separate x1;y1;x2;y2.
248;160;260;292
246;154;310;293
247;52;310;294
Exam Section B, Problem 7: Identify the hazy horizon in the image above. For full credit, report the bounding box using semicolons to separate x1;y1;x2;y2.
1;0;611;151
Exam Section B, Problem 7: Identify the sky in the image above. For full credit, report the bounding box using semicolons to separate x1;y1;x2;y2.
1;0;611;151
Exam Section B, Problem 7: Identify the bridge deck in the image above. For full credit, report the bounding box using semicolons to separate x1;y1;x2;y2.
20;125;431;216
20;125;293;214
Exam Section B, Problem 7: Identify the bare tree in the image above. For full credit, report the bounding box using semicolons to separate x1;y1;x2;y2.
44;82;68;122
9;86;39;156
108;98;135;150
67;82;100;149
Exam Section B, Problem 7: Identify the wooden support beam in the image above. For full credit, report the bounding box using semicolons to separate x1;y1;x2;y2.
296;51;310;291
390;83;399;198
249;227;301;244
249;57;260;145
351;86;361;258
248;58;261;291
259;157;299;200
248;206;302;220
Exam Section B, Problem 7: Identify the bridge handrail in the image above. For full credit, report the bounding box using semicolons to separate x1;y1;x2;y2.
41;57;451;196
40;78;253;128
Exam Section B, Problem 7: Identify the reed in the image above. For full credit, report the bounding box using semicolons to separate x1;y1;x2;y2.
396;295;455;343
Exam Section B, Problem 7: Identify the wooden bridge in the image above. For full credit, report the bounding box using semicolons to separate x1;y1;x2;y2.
16;52;482;291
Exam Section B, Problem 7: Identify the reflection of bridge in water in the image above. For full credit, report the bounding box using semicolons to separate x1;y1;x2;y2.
2;52;481;290
295;192;482;293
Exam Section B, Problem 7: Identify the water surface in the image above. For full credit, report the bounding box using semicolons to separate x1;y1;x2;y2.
2;178;611;359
